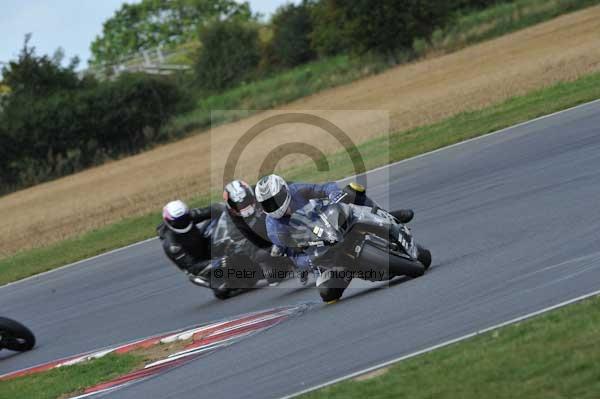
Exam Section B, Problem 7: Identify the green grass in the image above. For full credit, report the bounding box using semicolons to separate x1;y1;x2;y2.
0;354;141;399
0;213;161;285
302;295;600;399
0;194;210;285
1;70;600;286
2;297;598;399
166;0;600;138
419;0;600;53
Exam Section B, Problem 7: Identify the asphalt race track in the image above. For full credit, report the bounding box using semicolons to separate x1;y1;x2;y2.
1;101;600;398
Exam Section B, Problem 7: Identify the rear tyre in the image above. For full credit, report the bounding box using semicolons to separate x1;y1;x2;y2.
417;245;432;270
0;317;35;351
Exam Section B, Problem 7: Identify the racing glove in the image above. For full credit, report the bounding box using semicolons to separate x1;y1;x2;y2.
270;245;286;257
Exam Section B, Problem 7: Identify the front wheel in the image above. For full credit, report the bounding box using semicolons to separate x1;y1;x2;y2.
319;287;345;303
317;269;352;303
0;317;36;351
417;245;432;270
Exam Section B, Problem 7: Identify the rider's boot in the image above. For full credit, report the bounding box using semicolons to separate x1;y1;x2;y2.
299;269;309;285
390;209;414;224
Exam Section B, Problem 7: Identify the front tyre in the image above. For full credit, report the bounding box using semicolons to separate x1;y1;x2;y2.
0;317;36;351
213;288;233;300
417;245;432;270
317;269;352;303
319;287;345;303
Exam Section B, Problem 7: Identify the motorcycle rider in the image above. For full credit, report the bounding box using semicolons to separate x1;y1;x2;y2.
223;180;272;249
157;200;224;278
254;174;414;283
158;181;291;288
223;179;293;283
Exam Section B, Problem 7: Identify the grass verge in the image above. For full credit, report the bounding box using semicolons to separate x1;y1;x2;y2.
0;334;203;399
166;0;600;137
165;53;391;137
0;193;210;285
2;295;598;399
0;213;160;285
1;70;600;286
302;295;600;399
0;354;141;399
420;0;600;54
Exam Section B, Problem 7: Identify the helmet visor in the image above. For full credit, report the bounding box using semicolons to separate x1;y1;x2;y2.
260;185;289;214
238;204;255;218
227;193;255;215
169;213;192;232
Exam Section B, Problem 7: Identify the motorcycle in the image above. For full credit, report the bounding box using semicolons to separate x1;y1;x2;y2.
0;317;35;352
189;212;293;300
282;199;432;302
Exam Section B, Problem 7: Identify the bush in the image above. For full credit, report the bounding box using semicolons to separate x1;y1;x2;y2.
309;0;353;56
455;0;510;11
0;123;17;189
268;1;316;68
1;40;84;97
0;40;184;193
90;0;253;65
195;20;261;91
310;0;512;57
87;73;183;155
312;0;453;56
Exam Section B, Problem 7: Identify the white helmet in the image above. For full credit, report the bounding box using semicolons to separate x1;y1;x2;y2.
162;200;193;233
255;174;290;219
223;180;256;218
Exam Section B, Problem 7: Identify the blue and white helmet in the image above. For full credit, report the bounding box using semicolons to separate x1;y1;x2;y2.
162;200;193;233
255;174;290;219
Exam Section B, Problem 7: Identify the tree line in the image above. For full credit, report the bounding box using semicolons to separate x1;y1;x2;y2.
0;36;184;193
1;0;507;194
93;0;506;90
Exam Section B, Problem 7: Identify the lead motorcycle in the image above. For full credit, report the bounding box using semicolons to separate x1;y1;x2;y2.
0;317;35;352
282;199;432;302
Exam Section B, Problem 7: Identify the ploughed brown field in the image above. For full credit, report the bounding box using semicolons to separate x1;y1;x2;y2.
1;6;600;257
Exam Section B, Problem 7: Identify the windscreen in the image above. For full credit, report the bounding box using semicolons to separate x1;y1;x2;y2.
282;200;343;249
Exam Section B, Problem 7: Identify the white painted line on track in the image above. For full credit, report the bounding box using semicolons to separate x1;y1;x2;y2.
340;98;600;182
0;237;158;289
69;386;124;399
282;287;600;398
3;98;600;290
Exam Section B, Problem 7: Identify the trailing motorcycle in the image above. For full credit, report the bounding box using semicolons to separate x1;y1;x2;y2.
189;213;293;300
282;199;432;302
0;317;35;352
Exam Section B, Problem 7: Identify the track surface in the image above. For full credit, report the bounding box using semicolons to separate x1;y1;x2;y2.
1;101;600;398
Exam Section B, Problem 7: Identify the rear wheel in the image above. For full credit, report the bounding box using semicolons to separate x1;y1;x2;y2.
0;317;35;351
